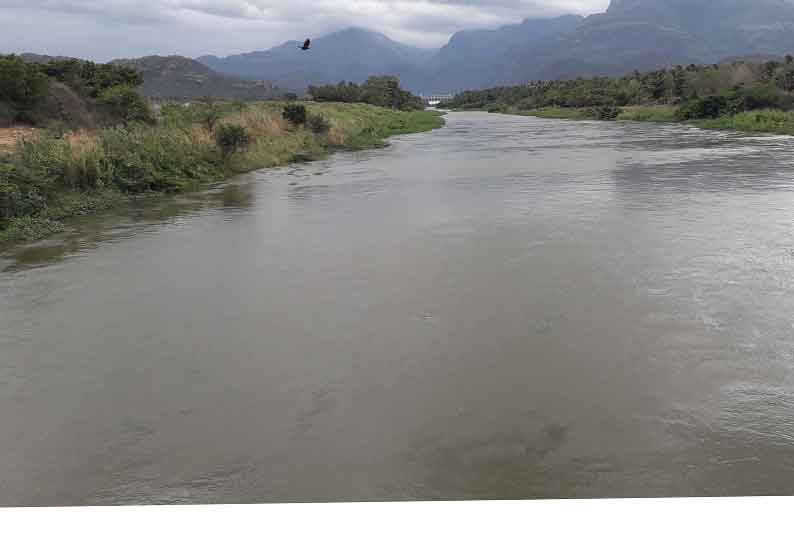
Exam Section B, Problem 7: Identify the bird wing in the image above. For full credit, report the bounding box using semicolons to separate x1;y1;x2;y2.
303;39;311;48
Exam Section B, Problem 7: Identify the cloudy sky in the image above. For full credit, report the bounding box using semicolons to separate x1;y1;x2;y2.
0;0;610;60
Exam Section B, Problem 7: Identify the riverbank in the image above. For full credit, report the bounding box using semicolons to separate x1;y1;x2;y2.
496;105;794;135
0;103;445;244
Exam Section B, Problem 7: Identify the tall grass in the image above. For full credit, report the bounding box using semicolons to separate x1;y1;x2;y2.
1;102;445;243
617;106;678;122
692;109;794;135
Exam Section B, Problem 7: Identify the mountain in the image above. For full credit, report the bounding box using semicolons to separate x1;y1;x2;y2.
194;1;794;94
421;15;583;93
514;0;794;81
110;56;279;100
20;53;78;64
198;28;434;92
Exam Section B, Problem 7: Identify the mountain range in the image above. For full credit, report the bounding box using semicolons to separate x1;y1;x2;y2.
197;0;794;93
110;56;278;100
197;28;433;92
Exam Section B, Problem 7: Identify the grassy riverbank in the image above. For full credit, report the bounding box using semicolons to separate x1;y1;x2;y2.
507;105;679;123
0;102;445;243
446;58;794;136
491;105;794;135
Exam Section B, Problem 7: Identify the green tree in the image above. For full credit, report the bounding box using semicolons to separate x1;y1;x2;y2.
0;55;49;123
194;97;223;132
98;85;154;124
215;124;251;159
672;66;687;98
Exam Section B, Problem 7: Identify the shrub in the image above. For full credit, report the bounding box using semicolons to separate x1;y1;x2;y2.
676;95;728;120
98;85;154;124
215;124;251;158
587;105;622;120
282;104;307;126
100;124;219;193
194;98;224;132
306;113;331;134
0;161;48;222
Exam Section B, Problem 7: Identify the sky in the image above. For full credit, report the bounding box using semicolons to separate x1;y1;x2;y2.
0;0;610;61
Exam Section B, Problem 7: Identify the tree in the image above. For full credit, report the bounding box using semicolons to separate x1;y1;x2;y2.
786;54;794;65
775;68;794;92
0;55;49;123
195;97;223;132
672;67;687;98
98;85;154;124
215;124;250;159
643;70;668;101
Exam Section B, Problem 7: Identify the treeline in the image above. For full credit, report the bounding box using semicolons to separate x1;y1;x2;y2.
0;55;151;127
446;56;794;120
308;76;424;111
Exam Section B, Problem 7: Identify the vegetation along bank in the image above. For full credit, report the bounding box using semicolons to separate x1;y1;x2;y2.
0;55;445;243
445;57;794;135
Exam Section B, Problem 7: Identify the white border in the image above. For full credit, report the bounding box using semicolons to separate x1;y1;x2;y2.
2;498;791;542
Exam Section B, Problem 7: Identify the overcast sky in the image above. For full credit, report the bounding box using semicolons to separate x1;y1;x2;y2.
0;0;610;61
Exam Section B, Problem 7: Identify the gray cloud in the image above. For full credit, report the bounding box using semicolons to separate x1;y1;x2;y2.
0;0;610;60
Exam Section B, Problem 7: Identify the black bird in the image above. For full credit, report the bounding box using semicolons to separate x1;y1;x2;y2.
299;39;311;51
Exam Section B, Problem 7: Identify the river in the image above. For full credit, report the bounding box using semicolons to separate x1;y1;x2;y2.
2;112;794;505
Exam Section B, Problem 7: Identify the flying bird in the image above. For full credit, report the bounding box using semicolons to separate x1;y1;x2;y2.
300;39;311;51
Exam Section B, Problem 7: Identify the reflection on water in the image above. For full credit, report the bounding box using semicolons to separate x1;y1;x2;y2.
2;113;794;505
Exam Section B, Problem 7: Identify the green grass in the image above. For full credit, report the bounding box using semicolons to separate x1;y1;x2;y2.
0;216;65;243
512;107;594;120
511;105;677;123
691;109;794;135
496;104;794;135
617;106;678;122
1;102;445;244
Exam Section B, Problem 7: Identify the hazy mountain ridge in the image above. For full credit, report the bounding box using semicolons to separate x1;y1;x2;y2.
195;0;794;94
521;0;794;80
110;55;279;100
422;15;584;92
198;28;433;92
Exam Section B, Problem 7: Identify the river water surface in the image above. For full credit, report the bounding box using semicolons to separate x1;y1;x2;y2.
2;112;794;505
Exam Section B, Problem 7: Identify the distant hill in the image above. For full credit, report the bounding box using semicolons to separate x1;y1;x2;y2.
197;28;434;92
20;53;79;64
110;56;279;100
421;15;584;93
513;0;794;81
195;1;794;94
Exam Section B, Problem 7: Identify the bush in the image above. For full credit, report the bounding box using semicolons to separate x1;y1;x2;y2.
0;161;48;223
306;113;331;134
676;95;728;120
282;104;307;126
98;85;154;124
587;105;622;120
215;124;251;158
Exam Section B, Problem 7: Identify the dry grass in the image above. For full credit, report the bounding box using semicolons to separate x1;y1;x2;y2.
0;126;36;153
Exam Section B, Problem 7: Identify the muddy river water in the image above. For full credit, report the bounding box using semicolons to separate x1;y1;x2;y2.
2;112;794;505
